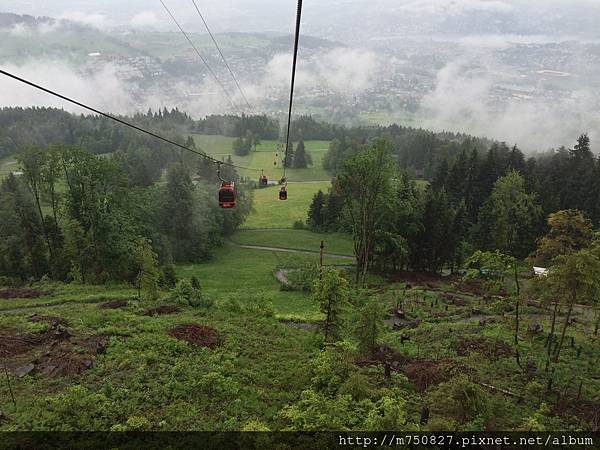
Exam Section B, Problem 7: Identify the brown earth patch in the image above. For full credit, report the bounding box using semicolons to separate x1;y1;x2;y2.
356;345;454;393
144;305;181;316
402;359;453;392
572;401;600;431
28;314;69;327
387;271;444;288
456;337;513;358
0;328;70;358
356;345;409;368
0;288;52;299
100;299;129;309
168;324;221;349
1;326;109;378
554;399;600;431
455;279;507;297
35;353;95;378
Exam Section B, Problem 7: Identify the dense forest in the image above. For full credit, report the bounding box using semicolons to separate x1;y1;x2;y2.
0;108;252;284
1;108;488;177
309;134;600;275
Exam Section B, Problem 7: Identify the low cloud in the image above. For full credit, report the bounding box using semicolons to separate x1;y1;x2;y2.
0;61;135;114
418;59;600;152
58;11;111;30
255;47;380;97
0;59;234;119
399;0;514;15
6;21;61;36
130;11;161;29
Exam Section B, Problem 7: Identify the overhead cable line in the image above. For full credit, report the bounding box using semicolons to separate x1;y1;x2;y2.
0;68;262;173
282;0;303;180
159;0;238;110
191;0;252;110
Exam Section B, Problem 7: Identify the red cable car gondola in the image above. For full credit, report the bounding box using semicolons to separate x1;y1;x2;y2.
259;171;268;187
219;181;236;208
279;186;288;201
217;162;236;208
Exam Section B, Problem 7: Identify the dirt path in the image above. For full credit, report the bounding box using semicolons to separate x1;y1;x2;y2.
225;239;355;261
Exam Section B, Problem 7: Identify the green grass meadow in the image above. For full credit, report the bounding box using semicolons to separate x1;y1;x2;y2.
243;182;331;229
176;245;351;321
192;135;331;182
231;230;354;257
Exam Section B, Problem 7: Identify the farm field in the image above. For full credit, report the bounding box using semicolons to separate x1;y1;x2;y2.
192;135;332;182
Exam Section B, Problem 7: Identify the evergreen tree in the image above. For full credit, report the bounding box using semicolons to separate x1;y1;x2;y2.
355;298;385;358
476;170;542;258
314;268;349;344
161;163;196;261
411;187;456;273
0;174;47;279
293;140;308;168
323;179;345;231
135;238;160;301
307;190;326;230
233;134;252;156
283;143;295;168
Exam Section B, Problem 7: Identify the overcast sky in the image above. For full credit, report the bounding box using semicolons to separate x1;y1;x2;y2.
3;0;600;38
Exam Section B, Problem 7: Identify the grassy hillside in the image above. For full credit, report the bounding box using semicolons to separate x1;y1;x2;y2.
0;294;321;431
175;245;349;321
230;229;354;257
2;263;599;431
0;27;140;63
192;135;331;182
243;182;331;229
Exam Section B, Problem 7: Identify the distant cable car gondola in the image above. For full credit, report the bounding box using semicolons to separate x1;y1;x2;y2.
279;186;288;201
217;162;236;208
259;170;268;187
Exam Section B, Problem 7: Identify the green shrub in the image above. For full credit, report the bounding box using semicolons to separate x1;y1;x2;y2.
170;279;212;308
241;420;271;431
427;375;490;424
292;220;306;230
39;385;116;430
110;416;151;431
277;259;319;292
363;396;411;431
310;341;357;396
525;380;545;400
159;264;178;288
244;294;275;317
0;276;20;287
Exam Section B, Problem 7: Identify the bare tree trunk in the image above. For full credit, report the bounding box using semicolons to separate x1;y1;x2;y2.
554;291;575;363
32;188;54;260
515;298;520;345
324;295;332;343
546;301;559;348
